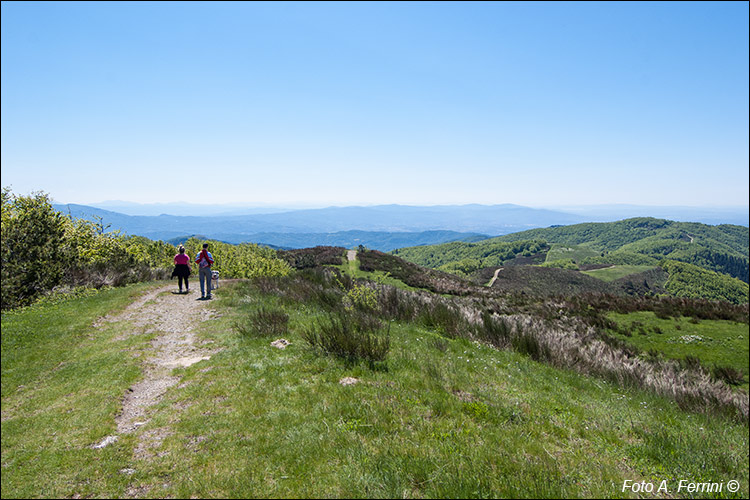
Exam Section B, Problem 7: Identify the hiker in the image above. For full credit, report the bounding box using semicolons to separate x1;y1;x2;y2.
171;246;192;294
195;243;215;299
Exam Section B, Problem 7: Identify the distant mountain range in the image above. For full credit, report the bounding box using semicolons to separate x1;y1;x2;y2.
52;202;749;251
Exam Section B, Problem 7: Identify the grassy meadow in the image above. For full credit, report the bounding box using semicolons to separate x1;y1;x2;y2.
545;244;603;264
2;273;748;498
582;265;658;282
606;311;749;390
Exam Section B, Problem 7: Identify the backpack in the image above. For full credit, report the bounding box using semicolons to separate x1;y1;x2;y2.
197;249;214;268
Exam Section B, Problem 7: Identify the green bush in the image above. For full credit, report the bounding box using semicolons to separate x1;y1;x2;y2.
2;189;67;309
302;310;390;363
235;306;289;338
1;187;294;310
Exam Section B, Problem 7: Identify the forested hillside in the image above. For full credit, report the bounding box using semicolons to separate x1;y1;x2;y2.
393;218;749;304
493;218;749;282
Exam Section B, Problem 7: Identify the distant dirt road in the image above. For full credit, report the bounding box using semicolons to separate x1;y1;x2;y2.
488;267;503;287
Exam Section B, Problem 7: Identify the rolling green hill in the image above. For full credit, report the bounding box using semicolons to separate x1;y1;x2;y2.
492;218;749;282
393;218;749;303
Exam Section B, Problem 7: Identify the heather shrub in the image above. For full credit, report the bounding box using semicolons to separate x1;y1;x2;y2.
302;310;390;363
235;306;289;338
713;365;745;386
477;312;512;348
417;301;467;339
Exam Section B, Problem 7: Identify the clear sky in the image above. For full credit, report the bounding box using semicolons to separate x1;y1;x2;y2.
2;1;748;208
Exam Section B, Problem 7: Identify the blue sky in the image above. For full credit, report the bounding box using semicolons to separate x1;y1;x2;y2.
2;1;748;208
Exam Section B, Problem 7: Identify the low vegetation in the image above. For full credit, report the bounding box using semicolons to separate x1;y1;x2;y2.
2;266;748;497
581;265;657;282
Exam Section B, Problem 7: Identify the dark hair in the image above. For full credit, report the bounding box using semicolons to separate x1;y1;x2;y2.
179;246;185;254
203;243;209;249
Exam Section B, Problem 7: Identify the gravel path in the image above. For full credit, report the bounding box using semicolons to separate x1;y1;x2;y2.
92;284;218;447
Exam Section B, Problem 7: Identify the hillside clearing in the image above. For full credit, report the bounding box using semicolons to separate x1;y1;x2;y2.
582;265;658;282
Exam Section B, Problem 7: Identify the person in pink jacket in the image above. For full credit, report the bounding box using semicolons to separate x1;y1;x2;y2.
171;246;192;294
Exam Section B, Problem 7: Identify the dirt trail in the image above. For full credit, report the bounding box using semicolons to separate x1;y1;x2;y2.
92;284;218;445
487;267;503;287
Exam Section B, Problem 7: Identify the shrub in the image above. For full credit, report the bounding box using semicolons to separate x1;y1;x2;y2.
2;189;67;309
235;306;289;338
417;301;466;339
343;281;378;312
511;327;550;362
377;286;416;322
679;355;703;371
302;310;390;363
477;312;512;348
713;365;745;386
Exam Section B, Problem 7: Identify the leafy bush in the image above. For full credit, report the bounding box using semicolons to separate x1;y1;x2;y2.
180;238;292;280
280;247;346;269
2;187;294;310
2;189;67;309
343;281;378;312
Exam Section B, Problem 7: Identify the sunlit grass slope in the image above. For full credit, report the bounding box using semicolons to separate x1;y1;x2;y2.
2;277;748;498
607;311;749;390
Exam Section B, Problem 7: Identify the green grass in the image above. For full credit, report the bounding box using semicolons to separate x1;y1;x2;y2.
607;311;749;389
1;282;166;498
582;265;658;282
546;244;602;264
3;279;749;498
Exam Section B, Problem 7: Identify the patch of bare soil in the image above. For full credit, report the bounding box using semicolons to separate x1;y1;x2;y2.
92;284;219;456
